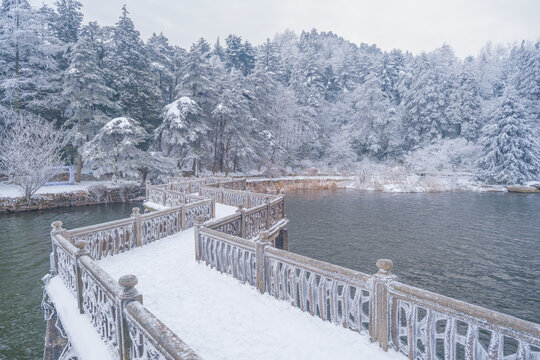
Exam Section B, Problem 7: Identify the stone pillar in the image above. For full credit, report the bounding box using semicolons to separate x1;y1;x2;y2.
280;227;289;251
50;221;66;275
74;240;90;314
237;207;245;238
370;259;395;351
118;275;143;360
181;205;186;230
265;199;271;229
255;231;271;294
131;207;142;247
194;216;204;261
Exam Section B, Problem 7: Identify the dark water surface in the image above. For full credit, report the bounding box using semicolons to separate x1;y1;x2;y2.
0;202;140;360
285;190;540;324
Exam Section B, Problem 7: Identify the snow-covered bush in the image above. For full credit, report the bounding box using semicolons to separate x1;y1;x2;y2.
82;117;149;183
0;113;64;199
405;138;479;174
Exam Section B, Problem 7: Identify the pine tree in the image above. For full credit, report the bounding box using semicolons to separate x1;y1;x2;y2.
63;23;116;181
0;0;63;119
107;5;160;128
51;0;83;44
446;72;482;140
147;32;176;104
82;117;148;182
154;96;208;172
476;88;540;184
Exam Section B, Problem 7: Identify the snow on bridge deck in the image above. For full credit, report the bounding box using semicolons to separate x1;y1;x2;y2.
99;203;402;360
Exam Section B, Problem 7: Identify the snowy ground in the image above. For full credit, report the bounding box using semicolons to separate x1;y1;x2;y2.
98;203;402;360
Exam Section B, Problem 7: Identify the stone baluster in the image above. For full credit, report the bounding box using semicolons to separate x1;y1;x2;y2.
255;231;271;294
370;259;395;351
181;205;186;230
73;240;90;314
131;207;142;247
118;274;143;360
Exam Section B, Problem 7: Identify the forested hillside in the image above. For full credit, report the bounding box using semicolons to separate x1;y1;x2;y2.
1;0;539;184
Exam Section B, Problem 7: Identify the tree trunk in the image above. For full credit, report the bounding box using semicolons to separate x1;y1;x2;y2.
76;139;83;183
224;138;230;177
233;155;238;173
212;131;218;175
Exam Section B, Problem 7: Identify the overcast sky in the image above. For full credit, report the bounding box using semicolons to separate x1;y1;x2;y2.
33;0;540;58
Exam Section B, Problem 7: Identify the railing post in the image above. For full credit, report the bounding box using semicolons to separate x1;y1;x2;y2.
237;207;245;238
265;198;270;229
73;240;90;314
370;259;395;352
194;216;204;261
220;188;224;203
131;207;142;247
255;231;271;294
162;190;166;206
189;182;192;193
211;199;216;218
280;227;289;251
50;221;65;275
145;180;150;201
118;274;143;360
181;205;186;230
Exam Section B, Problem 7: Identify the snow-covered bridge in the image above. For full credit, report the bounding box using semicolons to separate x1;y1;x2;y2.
43;177;540;360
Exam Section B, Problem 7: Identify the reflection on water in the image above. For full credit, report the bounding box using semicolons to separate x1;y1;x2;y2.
285;190;540;324
0;202;141;360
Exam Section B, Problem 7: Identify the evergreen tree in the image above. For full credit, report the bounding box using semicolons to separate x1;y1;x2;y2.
51;0;83;43
82;117;148;181
154;96;208;172
107;5;160;128
147;32;176;104
476;88;540;184
446;72;482;140
63;23;116;181
0;0;63;119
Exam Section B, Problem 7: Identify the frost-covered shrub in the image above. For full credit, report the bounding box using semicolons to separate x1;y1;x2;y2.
405;138;479;174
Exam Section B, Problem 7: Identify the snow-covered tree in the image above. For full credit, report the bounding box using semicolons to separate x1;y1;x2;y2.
154;97;208;172
50;0;83;44
82;117;148;182
63;23;116;181
0;112;64;199
476;88;540;184
0;0;63;118
106;6;160;128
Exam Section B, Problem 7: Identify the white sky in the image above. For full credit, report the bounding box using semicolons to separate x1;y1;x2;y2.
33;0;540;58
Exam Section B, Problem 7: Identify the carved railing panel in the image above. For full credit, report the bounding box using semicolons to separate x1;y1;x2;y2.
200;186;222;202
79;257;120;359
268;197;284;227
147;187;165;205
69;221;136;261
124;301;200;360
53;238;78;296
198;230;257;286
207;214;242;237
141;209;182;244
244;206;268;239
222;189;246;207
248;193;268;207
185;201;213;228
164;191;185;207
389;283;540;360
171;182;191;193
265;248;371;334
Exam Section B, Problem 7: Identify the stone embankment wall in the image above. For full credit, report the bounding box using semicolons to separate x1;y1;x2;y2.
0;184;144;213
246;176;353;193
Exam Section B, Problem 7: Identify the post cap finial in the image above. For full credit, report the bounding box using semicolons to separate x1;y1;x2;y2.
376;259;393;275
132;207;140;215
51;221;63;230
119;274;138;289
74;240;88;250
195;216;204;224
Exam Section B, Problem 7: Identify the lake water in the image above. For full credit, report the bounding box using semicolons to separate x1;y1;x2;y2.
0;202;140;360
285;190;540;324
0;191;538;359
